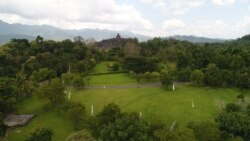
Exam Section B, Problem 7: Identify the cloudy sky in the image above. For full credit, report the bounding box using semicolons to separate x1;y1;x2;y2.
0;0;250;39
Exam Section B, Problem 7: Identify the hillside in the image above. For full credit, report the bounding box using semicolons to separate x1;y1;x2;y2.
0;20;150;44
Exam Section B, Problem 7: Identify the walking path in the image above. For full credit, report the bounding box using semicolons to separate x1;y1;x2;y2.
84;81;192;90
85;82;162;89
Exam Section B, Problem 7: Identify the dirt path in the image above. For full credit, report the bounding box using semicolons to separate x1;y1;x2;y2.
85;81;192;90
85;82;162;89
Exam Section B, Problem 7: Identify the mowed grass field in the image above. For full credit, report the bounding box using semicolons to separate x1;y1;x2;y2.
6;61;250;141
89;73;136;86
89;61;136;86
71;86;247;126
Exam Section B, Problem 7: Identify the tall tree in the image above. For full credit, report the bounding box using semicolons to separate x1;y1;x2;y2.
36;78;65;107
26;127;53;141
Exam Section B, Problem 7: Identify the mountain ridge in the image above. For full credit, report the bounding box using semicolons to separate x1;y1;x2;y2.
0;20;229;44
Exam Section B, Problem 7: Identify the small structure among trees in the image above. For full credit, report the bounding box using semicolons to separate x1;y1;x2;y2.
3;114;35;128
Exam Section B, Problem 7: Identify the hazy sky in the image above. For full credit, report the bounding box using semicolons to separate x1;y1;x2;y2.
0;0;250;38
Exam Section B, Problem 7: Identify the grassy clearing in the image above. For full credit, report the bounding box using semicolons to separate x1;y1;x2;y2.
92;61;117;74
71;85;249;126
89;73;136;86
7;96;74;141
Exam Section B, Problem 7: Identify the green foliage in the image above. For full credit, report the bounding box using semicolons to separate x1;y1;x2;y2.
177;67;192;82
61;73;84;88
68;102;86;130
26;127;53;141
204;64;223;86
236;72;250;90
246;103;250;116
0;77;17;114
216;112;250;140
0;113;6;137
160;72;173;87
91;103;122;138
36;78;65;107
170;128;196;141
31;68;56;83
124;57;157;73
190;69;204;86
135;73;144;84
176;53;189;69
187;122;220;141
72;75;85;88
101;113;152;141
66;130;96;141
225;103;241;112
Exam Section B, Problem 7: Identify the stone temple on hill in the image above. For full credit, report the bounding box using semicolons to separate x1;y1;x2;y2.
98;33;123;49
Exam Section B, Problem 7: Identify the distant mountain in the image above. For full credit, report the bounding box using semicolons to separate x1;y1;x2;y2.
168;35;226;43
0;20;231;45
237;34;250;41
0;34;36;44
0;20;150;44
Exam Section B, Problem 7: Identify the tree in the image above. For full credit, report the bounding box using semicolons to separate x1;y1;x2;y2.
187;122;220;141
0;113;6;137
69;102;86;130
216;112;250;140
176;53;189;69
31;68;56;83
66;130;96;141
73;36;85;46
123;57;157;73
122;40;140;57
36;78;65;107
221;69;234;86
144;72;152;82
177;67;192;82
190;69;204;86
236;72;250;90
91;103;122;138
61;73;76;85
26;127;53;141
100;113;152;141
135;73;144;84
111;63;119;71
35;35;43;44
204;64;223;86
170;128;196;141
247;103;250;116
160;72;172;88
225;103;240;112
72;75;85;88
0;77;17;114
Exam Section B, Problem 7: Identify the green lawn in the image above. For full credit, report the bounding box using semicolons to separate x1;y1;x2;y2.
7;96;74;141
92;61;117;74
71;86;249;126
89;73;136;86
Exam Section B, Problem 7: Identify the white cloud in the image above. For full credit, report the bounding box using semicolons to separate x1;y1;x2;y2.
159;17;250;39
162;19;186;30
0;0;153;35
141;0;205;15
212;0;235;6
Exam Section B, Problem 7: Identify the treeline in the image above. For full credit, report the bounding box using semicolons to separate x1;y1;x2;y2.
107;36;250;89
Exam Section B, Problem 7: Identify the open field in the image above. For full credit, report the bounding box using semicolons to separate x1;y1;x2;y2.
91;61;118;74
71;86;248;126
89;73;136;86
6;62;250;141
